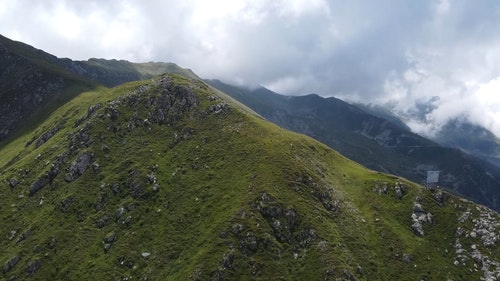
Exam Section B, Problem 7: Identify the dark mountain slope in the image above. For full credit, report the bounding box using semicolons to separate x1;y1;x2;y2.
0;34;98;144
0;34;194;145
435;120;500;168
206;80;500;212
353;103;500;168
1;73;499;280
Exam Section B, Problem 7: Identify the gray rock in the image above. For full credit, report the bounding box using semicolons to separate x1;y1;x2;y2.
458;210;472;223
103;243;112;253
411;214;425;237
35;123;61;148
433;191;445;205
395;185;403;200
86;103;102;118
285;208;299;232
25;259;41;276
222;251;235;269
2;256;19;274
262;204;283;219
8;178;19;188
115;207;125;221
47;165;59;183
231;223;244;235
47;237;57;249
95;216;110;228
413;203;425;213
65;151;93;182
29;177;49;196
343;270;356;281
59;196;75;212
122;216;132;226
104;233;116;243
91;162;100;172
297;228;317;248
402;253;414;264
101;144;110;153
356;265;363;276
141;252;150;258
245;233;258;251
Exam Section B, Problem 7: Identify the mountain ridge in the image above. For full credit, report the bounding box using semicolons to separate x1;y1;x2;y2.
0;34;195;145
206;79;500;212
1;73;499;280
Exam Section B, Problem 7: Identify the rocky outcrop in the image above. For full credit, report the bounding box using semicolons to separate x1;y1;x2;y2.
454;205;500;280
25;259;41;277
2;255;19;274
29;165;59;196
411;202;433;237
64;151;94;182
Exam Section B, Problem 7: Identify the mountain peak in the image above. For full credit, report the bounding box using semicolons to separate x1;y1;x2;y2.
2;73;499;280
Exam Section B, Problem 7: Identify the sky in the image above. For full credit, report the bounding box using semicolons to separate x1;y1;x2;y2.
1;0;500;137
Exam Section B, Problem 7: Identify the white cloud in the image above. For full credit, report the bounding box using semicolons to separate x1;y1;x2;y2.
1;0;500;136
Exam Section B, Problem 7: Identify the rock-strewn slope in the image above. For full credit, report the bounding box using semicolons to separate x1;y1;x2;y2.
0;74;498;280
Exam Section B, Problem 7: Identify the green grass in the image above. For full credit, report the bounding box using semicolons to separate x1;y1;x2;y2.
0;74;498;280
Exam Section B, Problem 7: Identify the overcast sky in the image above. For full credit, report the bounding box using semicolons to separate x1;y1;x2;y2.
1;0;500;137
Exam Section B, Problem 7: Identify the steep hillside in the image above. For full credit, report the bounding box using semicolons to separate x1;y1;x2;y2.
206;80;500;212
0;35;98;144
0;34;193;145
1;74;499;280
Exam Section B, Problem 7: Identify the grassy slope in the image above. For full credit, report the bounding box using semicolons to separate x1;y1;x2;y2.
0;74;498;280
205;80;500;212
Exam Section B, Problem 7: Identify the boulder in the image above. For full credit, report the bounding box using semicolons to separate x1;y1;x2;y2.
2;256;19;274
104;233;116;243
8;178;19;188
25;259;41;276
65;151;93;182
29;177;49;196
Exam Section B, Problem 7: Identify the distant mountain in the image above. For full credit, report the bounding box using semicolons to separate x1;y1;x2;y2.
1;72;499;280
354;102;500;169
434;120;500;168
206;79;500;212
0;34;196;144
353;103;411;132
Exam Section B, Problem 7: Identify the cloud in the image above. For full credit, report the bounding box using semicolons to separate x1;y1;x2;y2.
1;0;500;136
369;0;500;136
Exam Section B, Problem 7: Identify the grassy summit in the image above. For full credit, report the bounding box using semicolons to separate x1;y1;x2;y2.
1;74;499;280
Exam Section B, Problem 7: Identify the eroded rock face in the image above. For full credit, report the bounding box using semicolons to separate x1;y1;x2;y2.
147;77;198;125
